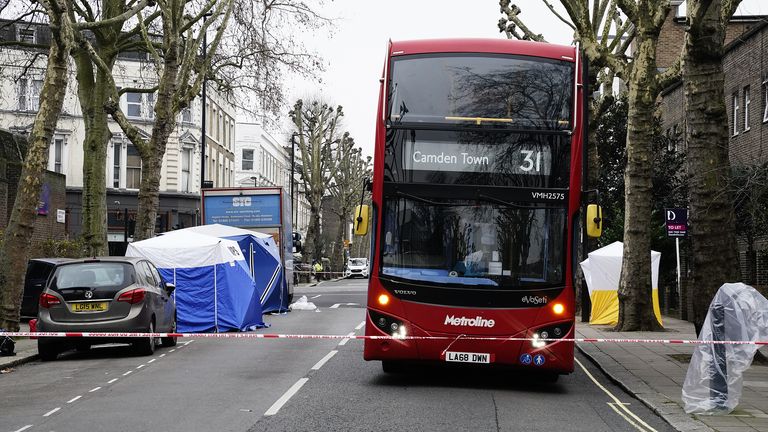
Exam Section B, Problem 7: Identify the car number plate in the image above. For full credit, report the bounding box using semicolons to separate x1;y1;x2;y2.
445;351;491;364
71;302;108;312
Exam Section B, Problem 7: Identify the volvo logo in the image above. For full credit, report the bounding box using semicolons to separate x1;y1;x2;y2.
84;290;93;299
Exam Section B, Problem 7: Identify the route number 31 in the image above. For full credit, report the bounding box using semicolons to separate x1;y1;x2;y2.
520;150;542;172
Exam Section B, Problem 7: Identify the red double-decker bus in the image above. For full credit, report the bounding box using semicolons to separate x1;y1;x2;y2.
355;38;600;379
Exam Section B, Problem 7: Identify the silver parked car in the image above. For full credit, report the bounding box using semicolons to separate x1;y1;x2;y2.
37;257;177;361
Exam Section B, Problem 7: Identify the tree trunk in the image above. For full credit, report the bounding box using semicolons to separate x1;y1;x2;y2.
0;8;71;331
683;0;740;335
78;66;116;256
616;35;662;331
332;212;347;273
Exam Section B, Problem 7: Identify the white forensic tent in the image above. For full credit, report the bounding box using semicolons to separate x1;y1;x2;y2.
579;241;663;327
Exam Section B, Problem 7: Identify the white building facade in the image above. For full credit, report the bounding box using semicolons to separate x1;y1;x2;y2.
235;123;311;238
0;20;235;252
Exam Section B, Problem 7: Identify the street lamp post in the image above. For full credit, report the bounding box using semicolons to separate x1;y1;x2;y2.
291;133;297;229
200;13;211;191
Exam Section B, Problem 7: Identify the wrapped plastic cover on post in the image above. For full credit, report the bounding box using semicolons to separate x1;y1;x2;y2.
682;283;768;415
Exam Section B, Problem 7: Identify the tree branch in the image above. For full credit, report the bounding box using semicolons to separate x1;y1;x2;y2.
74;0;150;31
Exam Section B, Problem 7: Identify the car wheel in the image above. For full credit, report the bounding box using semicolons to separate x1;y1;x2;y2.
133;320;157;356
161;316;177;347
38;338;59;361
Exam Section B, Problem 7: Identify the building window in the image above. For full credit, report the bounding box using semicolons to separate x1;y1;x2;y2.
16;26;36;44
182;104;192;123
113;143;121;188
126;92;154;119
52;137;63;173
181;148;192;192
126;144;142;189
732;92;740;136
18;78;43;111
763;80;768;123
242;149;254;170
127;92;142;118
744;86;751;132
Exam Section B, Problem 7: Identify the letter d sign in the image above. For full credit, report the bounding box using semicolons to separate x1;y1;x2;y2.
667;210;676;221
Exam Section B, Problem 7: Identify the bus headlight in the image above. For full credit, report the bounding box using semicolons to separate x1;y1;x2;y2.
531;322;573;348
370;310;406;339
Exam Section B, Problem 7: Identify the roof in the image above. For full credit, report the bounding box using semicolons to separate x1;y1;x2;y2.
390;38;576;62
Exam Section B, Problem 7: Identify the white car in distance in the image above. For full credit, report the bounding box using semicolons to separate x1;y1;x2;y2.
345;258;369;279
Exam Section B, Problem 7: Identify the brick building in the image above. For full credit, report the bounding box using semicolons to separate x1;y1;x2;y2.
657;20;768;305
0;129;67;245
655;1;760;69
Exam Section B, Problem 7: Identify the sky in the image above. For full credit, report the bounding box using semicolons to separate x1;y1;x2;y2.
287;0;768;157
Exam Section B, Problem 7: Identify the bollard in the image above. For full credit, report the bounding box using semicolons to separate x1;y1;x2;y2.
710;303;728;410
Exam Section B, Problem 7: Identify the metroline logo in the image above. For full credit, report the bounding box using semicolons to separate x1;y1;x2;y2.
444;315;496;328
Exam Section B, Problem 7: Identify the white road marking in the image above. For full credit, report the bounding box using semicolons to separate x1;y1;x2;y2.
123;371;133;376
12;424;33;432
355;321;365;330
43;407;60;417
607;403;647;432
159;354;166;358
67;396;81;404
170;349;176;353
137;364;145;369
108;378;118;384
330;303;358;309
311;350;338;370
264;378;309;416
148;359;156;363
575;358;658;432
89;387;101;393
338;332;355;346
311;295;322;299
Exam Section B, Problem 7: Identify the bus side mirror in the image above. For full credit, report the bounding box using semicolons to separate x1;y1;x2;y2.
353;205;369;236
586;204;602;238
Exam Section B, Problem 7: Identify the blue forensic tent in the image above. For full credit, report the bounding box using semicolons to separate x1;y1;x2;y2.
126;231;265;332
180;224;288;313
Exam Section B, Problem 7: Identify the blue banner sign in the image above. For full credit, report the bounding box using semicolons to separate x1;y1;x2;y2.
204;194;281;227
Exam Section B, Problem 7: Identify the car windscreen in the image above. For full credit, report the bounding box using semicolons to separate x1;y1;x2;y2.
50;262;136;291
349;259;366;266
388;53;574;130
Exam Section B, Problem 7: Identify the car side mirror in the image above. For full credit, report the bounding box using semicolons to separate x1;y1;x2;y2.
165;283;176;294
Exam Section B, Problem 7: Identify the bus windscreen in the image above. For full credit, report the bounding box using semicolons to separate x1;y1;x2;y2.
380;198;566;289
388;54;574;130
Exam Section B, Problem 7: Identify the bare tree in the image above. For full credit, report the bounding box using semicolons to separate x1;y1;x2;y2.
0;0;74;331
500;1;680;330
82;0;328;240
67;0;156;255
289;99;343;263
327;133;371;272
683;0;743;334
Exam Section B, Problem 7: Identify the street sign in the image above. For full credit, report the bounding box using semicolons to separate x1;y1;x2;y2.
665;208;687;238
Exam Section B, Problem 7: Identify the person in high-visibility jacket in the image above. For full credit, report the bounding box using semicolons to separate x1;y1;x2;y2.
312;261;323;282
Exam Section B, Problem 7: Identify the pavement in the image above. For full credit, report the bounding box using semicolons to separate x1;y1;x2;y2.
577;315;768;432
5;308;768;431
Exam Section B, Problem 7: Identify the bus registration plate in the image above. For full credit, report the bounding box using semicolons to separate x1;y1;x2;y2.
445;351;491;364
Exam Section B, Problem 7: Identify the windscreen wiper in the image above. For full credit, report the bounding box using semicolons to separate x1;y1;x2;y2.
477;194;566;210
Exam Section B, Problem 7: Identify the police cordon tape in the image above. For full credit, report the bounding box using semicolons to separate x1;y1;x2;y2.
3;331;768;345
